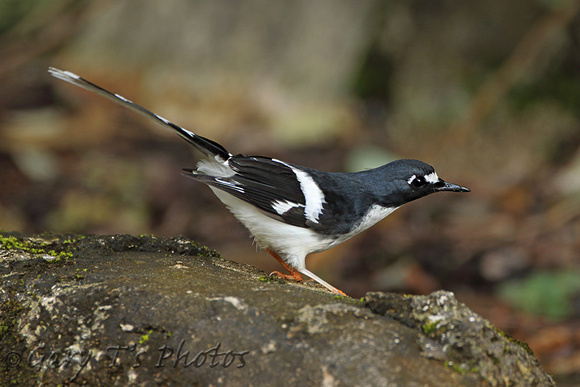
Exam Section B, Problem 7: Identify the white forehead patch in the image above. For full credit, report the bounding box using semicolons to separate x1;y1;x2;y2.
407;172;440;185
425;172;439;184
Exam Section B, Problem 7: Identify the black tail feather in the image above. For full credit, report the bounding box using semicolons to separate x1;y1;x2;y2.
48;67;231;161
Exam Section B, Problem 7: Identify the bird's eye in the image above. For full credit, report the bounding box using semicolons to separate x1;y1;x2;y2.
410;176;426;188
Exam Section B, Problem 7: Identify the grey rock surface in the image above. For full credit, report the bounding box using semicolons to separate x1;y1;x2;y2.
1;232;553;386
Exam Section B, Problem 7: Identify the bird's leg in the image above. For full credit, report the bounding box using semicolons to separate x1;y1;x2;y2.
266;249;348;297
266;249;304;282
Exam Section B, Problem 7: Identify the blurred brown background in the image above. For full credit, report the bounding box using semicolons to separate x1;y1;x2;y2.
1;1;580;383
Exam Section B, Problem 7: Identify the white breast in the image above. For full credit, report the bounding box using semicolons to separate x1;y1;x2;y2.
351;204;399;234
320;204;400;250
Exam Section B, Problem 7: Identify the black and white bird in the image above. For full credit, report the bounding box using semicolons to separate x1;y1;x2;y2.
48;67;470;296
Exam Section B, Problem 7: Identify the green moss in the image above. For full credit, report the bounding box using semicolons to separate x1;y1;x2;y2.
496;327;534;356
139;329;153;344
0;300;24;340
445;360;479;374
336;295;363;306
422;321;439;336
258;275;272;282
0;235;27;250
0;235;74;262
0;324;9;338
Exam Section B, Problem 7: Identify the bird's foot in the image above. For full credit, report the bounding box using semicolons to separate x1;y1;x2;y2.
266;249;305;283
269;270;304;282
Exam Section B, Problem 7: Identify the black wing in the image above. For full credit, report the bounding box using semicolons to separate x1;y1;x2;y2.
186;156;368;235
185;156;314;228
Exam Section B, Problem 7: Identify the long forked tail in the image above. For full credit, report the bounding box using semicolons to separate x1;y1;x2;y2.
48;67;231;162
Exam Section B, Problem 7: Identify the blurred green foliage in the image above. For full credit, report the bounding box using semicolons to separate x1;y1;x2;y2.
498;270;580;320
509;69;580;114
0;0;35;34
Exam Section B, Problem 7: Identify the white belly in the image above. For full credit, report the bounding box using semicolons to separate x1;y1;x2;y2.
210;188;398;270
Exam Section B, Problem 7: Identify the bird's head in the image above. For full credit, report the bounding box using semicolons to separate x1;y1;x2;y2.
376;159;470;206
